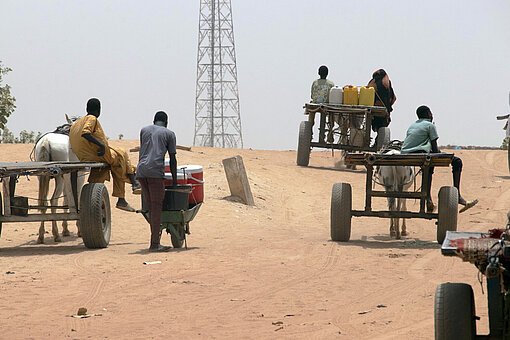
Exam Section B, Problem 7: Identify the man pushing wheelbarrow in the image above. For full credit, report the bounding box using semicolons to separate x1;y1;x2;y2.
136;111;178;252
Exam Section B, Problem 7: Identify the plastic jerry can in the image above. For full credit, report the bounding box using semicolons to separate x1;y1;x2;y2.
359;86;375;106
329;86;343;104
343;85;359;105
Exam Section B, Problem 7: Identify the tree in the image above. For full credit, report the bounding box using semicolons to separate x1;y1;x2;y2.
502;138;508;150
19;130;35;143
118;133;124;140
0;61;16;129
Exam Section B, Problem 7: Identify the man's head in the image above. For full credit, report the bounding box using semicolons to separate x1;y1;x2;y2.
154;111;168;127
318;65;328;79
416;105;433;121
86;98;101;117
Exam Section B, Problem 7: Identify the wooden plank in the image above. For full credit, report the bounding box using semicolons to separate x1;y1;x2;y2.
346;153;453;167
0;213;80;223
304;103;388;117
365;165;373;212
352;210;438;220
62;173;77;214
370;191;426;199
2;177;11;217
129;145;192;152
222;155;255;206
0;161;108;173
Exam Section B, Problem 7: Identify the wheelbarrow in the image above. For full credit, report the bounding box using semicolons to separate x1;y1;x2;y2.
137;185;202;249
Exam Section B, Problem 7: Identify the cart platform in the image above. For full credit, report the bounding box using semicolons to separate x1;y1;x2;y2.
346;152;454;167
441;230;500;260
297;103;391;167
0;161;112;249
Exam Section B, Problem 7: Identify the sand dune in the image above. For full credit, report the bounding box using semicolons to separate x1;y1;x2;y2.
0;141;507;339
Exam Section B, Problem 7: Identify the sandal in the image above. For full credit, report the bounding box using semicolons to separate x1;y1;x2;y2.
132;182;142;195
116;203;136;212
459;199;479;213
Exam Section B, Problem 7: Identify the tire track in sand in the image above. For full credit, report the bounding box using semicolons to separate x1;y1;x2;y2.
66;252;107;333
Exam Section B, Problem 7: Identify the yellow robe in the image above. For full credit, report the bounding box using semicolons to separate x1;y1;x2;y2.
69;115;135;198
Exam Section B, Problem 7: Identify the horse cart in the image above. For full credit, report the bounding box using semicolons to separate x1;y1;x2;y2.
297;103;390;166
330;152;458;244
0;161;111;248
437;229;510;339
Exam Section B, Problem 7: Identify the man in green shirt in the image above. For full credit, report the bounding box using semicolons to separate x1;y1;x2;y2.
402;105;478;213
311;65;335;104
309;65;335;142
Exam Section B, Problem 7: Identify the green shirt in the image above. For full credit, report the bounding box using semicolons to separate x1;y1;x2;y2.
311;78;335;103
401;118;439;153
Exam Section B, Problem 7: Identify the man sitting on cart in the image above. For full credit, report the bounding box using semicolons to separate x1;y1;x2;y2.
136;111;178;252
401;105;478;213
309;65;335;129
70;98;141;212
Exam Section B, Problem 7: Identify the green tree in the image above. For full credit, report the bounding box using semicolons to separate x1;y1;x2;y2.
0;127;15;143
19;130;35;143
502;138;508;150
0;61;16;129
118;133;124;140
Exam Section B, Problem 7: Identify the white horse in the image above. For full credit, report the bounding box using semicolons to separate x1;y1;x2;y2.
34;115;84;243
377;149;415;239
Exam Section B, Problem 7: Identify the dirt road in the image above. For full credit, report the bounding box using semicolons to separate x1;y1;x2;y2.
0;142;507;339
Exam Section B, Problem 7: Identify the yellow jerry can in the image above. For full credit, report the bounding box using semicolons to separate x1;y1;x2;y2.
359;86;375;106
343;85;359;105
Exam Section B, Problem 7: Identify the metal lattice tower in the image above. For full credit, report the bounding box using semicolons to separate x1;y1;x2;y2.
193;0;243;148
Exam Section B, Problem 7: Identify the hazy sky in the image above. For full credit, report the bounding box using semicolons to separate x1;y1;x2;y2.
1;0;509;150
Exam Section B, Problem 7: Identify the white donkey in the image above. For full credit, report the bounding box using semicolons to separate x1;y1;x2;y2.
34;115;84;243
377;149;415;239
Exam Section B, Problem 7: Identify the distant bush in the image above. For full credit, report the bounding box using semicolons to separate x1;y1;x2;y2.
0;128;42;143
502;138;509;151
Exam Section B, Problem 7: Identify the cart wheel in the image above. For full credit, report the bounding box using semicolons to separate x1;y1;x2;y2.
170;224;185;248
437;186;458;244
376;127;391;150
79;183;111;249
297;121;312;166
434;282;476;340
330;183;352;242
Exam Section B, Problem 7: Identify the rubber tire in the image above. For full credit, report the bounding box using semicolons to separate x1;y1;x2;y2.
437;186;458;244
434;282;476;340
330;183;352;242
297;121;312;166
171;225;184;248
79;183;111;249
376;127;391;150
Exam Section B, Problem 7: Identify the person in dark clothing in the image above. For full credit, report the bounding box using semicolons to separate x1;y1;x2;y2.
367;69;396;132
136;111;178;252
401;105;478;213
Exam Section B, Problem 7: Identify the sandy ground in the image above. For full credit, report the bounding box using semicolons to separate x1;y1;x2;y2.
0;141;508;339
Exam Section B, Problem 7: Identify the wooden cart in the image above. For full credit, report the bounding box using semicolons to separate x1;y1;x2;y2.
438;230;510;339
330;153;458;244
0;161;111;248
297;103;389;166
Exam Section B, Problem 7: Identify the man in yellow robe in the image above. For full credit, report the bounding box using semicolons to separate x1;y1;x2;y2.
70;98;140;211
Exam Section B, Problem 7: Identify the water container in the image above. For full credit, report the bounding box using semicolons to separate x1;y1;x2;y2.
343;86;359;105
164;162;204;204
163;185;192;211
359;86;375;106
329;86;343;104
